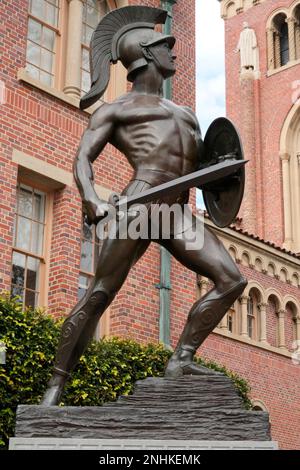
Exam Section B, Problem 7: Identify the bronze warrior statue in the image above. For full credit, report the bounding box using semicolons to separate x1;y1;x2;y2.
41;6;247;406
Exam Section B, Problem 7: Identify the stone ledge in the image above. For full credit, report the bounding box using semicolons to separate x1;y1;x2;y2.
9;438;278;450
213;328;293;359
12;148;112;200
12;148;73;189
17;68;102;115
267;59;300;77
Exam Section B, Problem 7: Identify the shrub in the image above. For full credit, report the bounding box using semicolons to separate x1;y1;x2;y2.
0;294;251;449
0;294;171;448
0;294;61;448
195;356;252;410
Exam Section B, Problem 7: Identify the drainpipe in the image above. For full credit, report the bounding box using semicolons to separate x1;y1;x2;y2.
157;0;177;347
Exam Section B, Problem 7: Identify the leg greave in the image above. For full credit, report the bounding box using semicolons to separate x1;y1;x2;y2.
176;278;247;354
54;290;109;374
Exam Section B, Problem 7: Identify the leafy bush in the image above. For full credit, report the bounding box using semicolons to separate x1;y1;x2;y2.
0;294;61;448
62;338;171;406
0;294;171;448
195;356;252;410
0;294;251;449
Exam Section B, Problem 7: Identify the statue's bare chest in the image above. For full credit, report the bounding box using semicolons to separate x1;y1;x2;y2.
117;96;196;130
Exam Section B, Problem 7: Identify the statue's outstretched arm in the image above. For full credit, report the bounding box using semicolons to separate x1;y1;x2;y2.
73;103;115;224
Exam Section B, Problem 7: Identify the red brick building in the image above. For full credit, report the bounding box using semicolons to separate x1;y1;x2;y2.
0;0;299;449
211;0;300;449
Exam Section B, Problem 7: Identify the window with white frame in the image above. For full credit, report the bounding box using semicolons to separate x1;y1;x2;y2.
25;0;122;101
278;17;289;66
78;219;109;339
81;0;109;95
294;5;300;61
78;219;102;300
11;183;49;308
26;0;60;87
247;296;255;339
247;292;259;340
227;308;234;333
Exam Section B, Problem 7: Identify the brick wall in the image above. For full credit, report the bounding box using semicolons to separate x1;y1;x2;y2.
222;0;300;448
200;330;300;450
224;0;299;244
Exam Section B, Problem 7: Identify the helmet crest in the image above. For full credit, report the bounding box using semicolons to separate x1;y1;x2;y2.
80;6;175;110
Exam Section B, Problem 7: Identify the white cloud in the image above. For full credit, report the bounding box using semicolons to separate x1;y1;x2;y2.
196;0;225;134
197;73;226;133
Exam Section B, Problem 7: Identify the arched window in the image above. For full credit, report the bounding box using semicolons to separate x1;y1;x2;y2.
279;21;289;65
252;399;268;412
280;106;300;253
247;289;261;340
252;404;264;411
228;310;234;332
227;304;238;334
267;13;289;70
222;1;237;19
292;5;300;61
274;14;289;67
247;296;255;338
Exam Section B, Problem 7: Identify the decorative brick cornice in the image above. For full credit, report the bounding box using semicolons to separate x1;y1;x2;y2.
203;212;300;262
220;0;266;20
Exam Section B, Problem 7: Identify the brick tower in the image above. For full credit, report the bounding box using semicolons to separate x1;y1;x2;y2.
203;0;300;449
220;0;300;253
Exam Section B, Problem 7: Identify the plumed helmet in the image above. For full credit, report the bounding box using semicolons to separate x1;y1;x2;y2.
118;29;175;82
80;6;175;110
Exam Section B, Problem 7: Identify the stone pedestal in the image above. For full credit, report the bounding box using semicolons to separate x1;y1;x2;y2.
11;376;276;449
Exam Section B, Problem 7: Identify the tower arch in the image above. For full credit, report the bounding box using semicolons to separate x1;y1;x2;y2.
280;103;300;253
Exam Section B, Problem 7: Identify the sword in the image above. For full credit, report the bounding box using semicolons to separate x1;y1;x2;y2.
115;159;247;210
95;159;247;239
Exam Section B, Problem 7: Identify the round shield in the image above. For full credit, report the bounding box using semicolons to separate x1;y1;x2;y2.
201;117;245;228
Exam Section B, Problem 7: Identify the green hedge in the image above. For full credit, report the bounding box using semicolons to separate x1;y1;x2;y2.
0;294;251;448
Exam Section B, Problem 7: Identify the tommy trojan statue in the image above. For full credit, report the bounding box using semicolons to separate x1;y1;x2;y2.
41;6;247;406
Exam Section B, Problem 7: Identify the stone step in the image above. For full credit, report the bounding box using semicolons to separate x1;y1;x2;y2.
16;405;271;441
111;376;244;409
109;397;243;411
133;376;234;390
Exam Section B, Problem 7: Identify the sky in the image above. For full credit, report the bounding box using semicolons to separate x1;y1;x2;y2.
195;0;225;207
196;0;225;134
